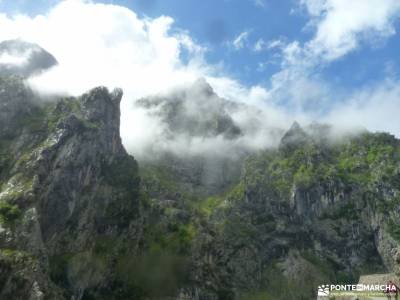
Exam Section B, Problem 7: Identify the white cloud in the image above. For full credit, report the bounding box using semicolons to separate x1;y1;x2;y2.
253;39;265;52
325;79;400;136
0;52;29;65
232;31;251;50
267;39;284;50
259;0;400;137
0;0;399;159
0;1;204;95
274;0;400;78
300;0;400;61
0;0;290;157
253;38;285;52
252;0;266;8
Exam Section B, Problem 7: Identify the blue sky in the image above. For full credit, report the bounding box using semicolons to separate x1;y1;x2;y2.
2;0;399;89
122;0;308;86
0;0;400;139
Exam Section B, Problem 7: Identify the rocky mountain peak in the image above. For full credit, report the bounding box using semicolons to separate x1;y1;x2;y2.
279;121;310;150
190;77;214;96
136;78;242;140
81;86;123;128
0;42;399;300
0;39;58;77
0;79;140;299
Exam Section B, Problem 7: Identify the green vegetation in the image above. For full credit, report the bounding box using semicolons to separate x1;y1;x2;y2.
196;195;225;217
228;182;246;201
240;131;400;202
2;76;400;300
102;155;139;191
245;261;321;300
115;251;189;299
111;206;197;298
387;219;400;242
293;164;315;189
0;248;37;267
145;218;196;255
140;163;182;197
49;253;74;290
301;251;336;279
0;201;21;225
240;291;274;300
336;132;398;185
321;202;360;220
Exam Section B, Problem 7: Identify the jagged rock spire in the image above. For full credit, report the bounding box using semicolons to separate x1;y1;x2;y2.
279;121;309;150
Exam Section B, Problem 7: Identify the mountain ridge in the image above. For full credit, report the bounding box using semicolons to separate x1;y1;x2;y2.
0;42;399;300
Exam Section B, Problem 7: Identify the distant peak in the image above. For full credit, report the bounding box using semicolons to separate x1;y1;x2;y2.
279;121;309;150
290;121;301;131
191;77;214;96
0;39;58;77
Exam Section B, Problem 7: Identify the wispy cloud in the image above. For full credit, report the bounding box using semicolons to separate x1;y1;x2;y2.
326;79;400;135
264;0;400;135
253;38;266;52
0;0;399;161
232;30;251;50
0;1;289;156
252;0;267;8
253;38;284;52
299;0;400;62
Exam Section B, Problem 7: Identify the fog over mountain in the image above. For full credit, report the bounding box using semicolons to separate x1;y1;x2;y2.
1;2;400;299
0;39;57;77
0;36;366;162
0;0;396;150
127;78;286;159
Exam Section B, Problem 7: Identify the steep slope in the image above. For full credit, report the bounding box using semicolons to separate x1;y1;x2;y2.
1;60;400;299
0;76;142;299
131;80;400;299
137;79;252;197
136;78;242;142
186;123;400;299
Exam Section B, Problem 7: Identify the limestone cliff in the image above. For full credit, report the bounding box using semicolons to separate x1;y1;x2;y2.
0;76;141;299
1;73;400;300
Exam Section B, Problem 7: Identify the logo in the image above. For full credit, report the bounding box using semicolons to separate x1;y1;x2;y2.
317;282;400;298
318;285;330;296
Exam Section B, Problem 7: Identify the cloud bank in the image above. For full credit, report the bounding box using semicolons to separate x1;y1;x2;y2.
0;0;290;157
0;0;399;159
300;0;400;61
266;0;400;135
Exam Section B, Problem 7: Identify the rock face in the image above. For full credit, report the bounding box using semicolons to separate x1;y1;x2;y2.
0;76;141;299
183;123;400;299
0;75;39;139
136;78;242;141
1;45;400;299
137;79;249;197
0;39;58;77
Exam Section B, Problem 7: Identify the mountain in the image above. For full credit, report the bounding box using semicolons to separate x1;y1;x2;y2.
136;78;242;141
0;39;58;77
136;79;258;197
0;76;141;299
0;43;400;300
189;124;400;299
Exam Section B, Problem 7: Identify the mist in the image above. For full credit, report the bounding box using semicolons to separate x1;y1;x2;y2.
0;0;397;162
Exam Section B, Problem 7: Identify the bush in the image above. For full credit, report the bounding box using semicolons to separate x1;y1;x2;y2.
0;202;21;224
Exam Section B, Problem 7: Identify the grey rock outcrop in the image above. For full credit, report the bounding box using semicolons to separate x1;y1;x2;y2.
0;77;142;299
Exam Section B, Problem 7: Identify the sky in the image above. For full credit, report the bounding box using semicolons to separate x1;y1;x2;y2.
0;0;399;154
